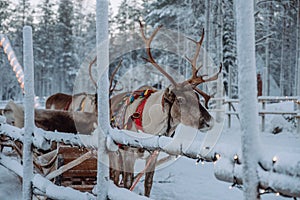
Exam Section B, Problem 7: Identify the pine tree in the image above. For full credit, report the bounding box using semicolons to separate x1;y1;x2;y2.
0;0;33;100
0;0;10;33
112;0;147;35
9;0;33;64
56;0;77;93
222;0;237;97
34;0;57;96
255;1;298;96
0;0;13;99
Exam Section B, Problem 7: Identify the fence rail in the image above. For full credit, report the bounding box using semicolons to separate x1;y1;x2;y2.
222;96;300;132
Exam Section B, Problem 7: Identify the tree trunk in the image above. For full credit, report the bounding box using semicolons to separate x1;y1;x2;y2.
264;4;270;96
280;15;286;96
296;0;300;96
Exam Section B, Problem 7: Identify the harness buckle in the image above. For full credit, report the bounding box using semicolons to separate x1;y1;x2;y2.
131;112;141;119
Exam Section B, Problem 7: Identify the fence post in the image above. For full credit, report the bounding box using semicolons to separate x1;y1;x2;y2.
236;0;261;199
261;100;265;132
228;101;231;128
22;26;34;200
297;98;300;133
96;0;109;199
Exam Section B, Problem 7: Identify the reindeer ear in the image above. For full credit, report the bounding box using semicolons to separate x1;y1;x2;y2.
163;88;176;103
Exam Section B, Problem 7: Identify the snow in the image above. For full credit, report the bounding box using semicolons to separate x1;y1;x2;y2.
0;96;300;200
1;101;299;199
0;165;22;200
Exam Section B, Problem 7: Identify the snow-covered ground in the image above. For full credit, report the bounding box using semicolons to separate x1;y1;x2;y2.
148;102;299;200
0;102;299;199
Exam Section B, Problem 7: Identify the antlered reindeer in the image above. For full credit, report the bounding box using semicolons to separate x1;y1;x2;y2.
4;22;221;197
108;21;222;197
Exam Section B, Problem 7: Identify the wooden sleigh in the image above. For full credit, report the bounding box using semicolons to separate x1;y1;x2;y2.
0;136;98;193
43;145;98;192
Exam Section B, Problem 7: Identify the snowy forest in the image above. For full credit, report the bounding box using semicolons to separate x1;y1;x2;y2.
1;0;300;100
1;0;300;200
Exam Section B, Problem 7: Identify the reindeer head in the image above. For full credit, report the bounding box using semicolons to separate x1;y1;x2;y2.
139;21;222;131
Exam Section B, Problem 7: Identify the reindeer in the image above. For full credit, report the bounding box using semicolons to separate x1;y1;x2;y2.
3;101;97;134
2;22;221;196
45;58;123;113
108;21;222;197
45;92;97;113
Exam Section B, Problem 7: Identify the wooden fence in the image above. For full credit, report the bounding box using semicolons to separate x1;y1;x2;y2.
223;96;300;132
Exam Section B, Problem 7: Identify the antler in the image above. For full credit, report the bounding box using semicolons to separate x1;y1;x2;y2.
88;56;124;94
139;21;222;108
183;30;222;108
192;63;222;108
185;29;205;80
139;20;178;87
89;56;97;88
109;59;124;94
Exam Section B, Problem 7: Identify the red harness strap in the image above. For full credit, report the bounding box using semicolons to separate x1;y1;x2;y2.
126;90;155;132
132;97;148;131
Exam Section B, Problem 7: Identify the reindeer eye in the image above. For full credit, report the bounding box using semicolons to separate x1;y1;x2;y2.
177;97;186;104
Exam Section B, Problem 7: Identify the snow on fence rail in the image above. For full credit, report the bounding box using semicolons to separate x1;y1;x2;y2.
1;118;300;198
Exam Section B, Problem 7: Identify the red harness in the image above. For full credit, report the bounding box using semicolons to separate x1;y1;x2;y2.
125;90;155;132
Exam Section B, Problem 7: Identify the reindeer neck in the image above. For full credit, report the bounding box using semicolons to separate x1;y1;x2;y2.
112;89;175;136
138;91;170;135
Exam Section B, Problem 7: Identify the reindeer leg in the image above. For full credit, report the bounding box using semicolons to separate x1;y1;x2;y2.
121;147;136;189
109;151;122;186
144;151;159;197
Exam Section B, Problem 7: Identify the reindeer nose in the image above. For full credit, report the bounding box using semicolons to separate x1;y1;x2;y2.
199;117;214;131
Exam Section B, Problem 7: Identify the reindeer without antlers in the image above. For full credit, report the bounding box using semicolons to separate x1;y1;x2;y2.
108;21;222;197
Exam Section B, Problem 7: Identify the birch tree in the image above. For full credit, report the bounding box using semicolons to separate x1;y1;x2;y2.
236;1;261;199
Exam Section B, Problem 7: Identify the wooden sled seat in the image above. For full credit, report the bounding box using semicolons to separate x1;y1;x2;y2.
53;145;97;192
